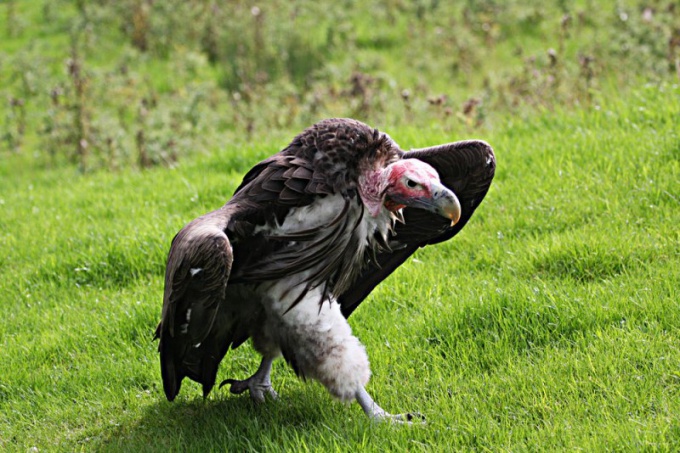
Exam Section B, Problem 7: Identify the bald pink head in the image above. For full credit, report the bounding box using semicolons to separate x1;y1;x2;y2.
385;159;440;204
382;159;461;225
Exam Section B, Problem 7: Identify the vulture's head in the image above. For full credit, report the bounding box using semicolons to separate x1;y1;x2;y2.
361;159;461;225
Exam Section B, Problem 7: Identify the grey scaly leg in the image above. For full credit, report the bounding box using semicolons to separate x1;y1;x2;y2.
355;386;425;423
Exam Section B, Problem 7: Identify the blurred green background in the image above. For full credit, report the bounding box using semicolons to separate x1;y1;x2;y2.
2;0;678;170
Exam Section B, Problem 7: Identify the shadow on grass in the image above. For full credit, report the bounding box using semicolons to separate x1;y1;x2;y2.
93;388;332;451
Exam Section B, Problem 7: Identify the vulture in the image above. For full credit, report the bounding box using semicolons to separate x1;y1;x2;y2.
156;118;495;421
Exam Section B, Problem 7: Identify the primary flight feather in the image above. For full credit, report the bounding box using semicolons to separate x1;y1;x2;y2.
156;118;495;420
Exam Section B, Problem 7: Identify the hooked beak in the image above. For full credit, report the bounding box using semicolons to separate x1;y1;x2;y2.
386;180;462;226
430;181;461;226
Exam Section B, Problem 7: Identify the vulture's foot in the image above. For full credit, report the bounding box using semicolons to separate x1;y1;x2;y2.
219;357;277;404
220;377;278;403
372;412;426;424
355;387;426;424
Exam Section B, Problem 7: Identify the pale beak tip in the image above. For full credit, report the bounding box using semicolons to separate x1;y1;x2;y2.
449;211;461;227
432;183;461;227
446;202;462;227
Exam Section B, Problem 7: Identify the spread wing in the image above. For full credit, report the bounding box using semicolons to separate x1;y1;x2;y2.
338;140;496;317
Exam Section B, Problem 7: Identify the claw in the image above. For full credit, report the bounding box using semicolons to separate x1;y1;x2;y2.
219;377;278;403
219;357;277;403
218;378;247;394
376;412;426;424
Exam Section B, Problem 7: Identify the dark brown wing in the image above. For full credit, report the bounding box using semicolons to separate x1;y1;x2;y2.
338;140;496;317
156;210;234;401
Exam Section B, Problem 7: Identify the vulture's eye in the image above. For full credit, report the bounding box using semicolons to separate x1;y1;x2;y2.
406;179;419;189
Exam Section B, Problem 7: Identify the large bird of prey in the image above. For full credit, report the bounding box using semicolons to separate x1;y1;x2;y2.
156;118;495;421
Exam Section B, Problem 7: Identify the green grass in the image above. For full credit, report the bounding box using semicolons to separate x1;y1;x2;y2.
1;0;679;450
1;82;678;450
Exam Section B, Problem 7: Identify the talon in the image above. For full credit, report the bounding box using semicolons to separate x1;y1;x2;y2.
400;412;426;424
375;412;426;425
405;412;425;422
219;378;249;395
267;387;279;400
218;358;277;403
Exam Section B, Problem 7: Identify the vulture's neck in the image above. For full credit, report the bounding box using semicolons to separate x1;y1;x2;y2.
357;168;388;217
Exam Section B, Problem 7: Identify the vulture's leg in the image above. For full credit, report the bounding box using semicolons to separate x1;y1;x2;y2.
219;356;278;403
278;296;372;404
355;386;425;423
276;293;423;421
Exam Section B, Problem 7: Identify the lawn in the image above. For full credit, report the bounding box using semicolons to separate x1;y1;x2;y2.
1;0;679;451
2;83;678;451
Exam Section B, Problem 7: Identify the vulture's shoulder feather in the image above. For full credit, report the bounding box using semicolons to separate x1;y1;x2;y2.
233;118;398;211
